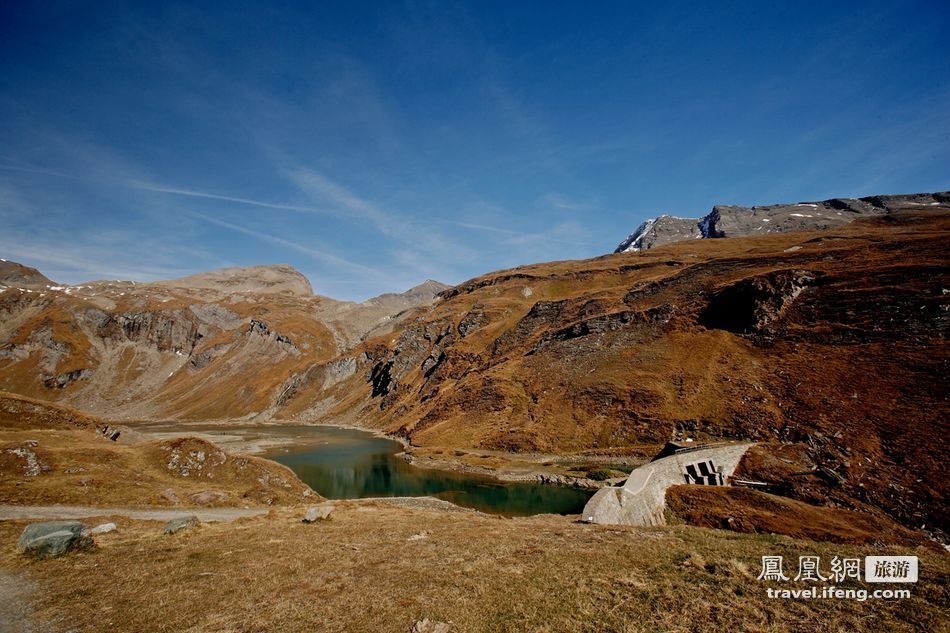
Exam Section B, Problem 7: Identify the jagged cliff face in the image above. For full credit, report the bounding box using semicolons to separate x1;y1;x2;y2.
615;190;950;252
0;266;445;419
312;279;451;351
614;216;701;252
277;209;949;534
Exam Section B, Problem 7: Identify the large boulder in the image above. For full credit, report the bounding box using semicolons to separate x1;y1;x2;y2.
18;521;94;559
303;504;335;523
163;515;199;535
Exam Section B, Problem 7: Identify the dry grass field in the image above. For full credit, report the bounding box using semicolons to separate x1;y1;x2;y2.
1;501;947;633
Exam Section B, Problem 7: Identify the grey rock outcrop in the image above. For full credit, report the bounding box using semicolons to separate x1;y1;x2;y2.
190;490;227;506
615;215;702;252
411;619;451;633
363;279;450;311
18;521;94;558
157;264;314;297
700;269;816;333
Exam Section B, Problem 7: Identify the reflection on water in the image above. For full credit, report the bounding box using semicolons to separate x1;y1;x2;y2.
268;426;594;516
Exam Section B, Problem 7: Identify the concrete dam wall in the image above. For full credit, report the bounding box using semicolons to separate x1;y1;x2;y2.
582;442;754;527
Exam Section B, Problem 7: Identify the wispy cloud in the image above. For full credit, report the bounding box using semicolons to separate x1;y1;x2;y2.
283;166;482;279
283;168;391;229
0;238;191;282
540;192;593;211
453;221;595;247
0;164;349;218
128;181;338;215
0;163;79;180
189;212;383;279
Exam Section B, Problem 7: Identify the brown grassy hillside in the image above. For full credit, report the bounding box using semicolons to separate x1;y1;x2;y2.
0;391;317;507
278;209;949;535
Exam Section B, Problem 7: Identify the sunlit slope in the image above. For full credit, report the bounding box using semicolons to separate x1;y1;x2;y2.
0;267;337;419
0;391;317;506
0;265;448;419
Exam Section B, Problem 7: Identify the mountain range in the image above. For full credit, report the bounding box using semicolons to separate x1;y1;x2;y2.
0;264;447;419
615;190;949;252
1;191;947;539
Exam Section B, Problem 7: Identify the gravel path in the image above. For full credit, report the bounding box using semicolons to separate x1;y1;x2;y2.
0;570;51;633
0;504;268;522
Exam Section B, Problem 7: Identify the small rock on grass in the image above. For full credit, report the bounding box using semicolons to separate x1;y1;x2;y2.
161;488;181;504
303;504;335;523
191;490;227;506
88;522;117;535
163;515;199;535
18;521;94;559
411;619;450;633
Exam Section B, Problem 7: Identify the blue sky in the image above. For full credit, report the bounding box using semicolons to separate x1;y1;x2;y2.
1;1;948;300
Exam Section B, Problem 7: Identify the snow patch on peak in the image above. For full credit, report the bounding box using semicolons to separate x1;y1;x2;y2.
615;218;657;253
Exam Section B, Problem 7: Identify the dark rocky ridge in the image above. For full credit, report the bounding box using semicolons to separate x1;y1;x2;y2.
615;190;950;252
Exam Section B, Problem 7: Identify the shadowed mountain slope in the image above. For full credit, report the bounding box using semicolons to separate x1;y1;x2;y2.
277;208;949;536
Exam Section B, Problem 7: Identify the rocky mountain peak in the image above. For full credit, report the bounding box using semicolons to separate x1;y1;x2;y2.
156;264;314;297
0;259;56;289
363;279;451;310
615;216;702;252
615;190;950;253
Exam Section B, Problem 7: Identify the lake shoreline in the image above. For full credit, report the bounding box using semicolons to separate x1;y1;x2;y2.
128;420;599;515
126;418;640;490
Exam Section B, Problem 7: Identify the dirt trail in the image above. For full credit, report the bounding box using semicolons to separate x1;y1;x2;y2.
0;569;51;633
0;504;268;522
